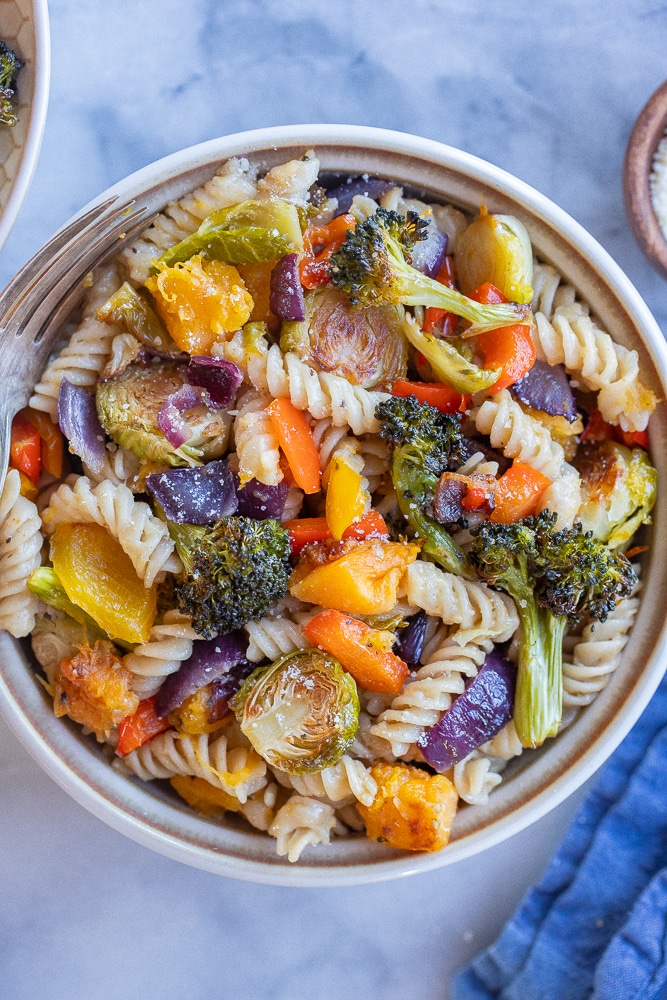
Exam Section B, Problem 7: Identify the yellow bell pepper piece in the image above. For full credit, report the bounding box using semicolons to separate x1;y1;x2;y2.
50;522;158;645
289;538;420;616
325;453;368;541
358;762;459;852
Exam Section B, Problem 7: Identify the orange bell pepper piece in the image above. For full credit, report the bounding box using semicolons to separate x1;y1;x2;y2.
299;214;356;289
115;696;172;757
285;509;389;556
391;379;470;415
10;410;41;484
468;282;535;392
302;608;409;694
489;462;551;524
266;397;321;494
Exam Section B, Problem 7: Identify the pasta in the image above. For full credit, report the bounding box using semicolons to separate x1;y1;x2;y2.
8;150;654;864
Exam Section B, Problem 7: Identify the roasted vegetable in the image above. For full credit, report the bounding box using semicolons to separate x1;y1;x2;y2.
358;762;458;852
470;511;637;748
280;285;408;390
329;207;529;331
375;395;472;577
573;440;657;550
302;608;409;694
97;282;181;354
53;640;139;741
455;207;534;304
169;515;292;638
27;566;133;650
96;357;232;467
231;648;359;774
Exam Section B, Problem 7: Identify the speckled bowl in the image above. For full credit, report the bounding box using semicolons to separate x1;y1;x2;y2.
623;79;667;281
1;124;666;886
0;0;50;251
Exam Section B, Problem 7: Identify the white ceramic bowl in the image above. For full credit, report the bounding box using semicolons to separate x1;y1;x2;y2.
0;0;49;251
1;124;666;886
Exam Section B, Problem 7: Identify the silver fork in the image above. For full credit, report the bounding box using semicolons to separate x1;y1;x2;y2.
0;197;155;493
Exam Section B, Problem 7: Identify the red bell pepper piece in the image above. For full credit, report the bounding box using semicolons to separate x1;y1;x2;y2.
299;214;356;289
423;257;458;336
468;283;535;392
115;697;172;757
391;379;470;414
10;410;41;484
285;509;389;556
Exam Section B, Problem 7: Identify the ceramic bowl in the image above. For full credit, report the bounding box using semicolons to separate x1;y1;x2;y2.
0;0;50;251
623;80;667;281
1;124;666;886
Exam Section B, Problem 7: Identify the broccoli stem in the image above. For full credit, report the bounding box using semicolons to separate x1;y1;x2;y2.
513;602;565;748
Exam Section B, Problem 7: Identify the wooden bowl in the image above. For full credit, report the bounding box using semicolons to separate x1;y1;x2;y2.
623;79;667;280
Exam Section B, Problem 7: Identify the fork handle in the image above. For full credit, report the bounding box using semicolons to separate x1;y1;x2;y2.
0;394;16;499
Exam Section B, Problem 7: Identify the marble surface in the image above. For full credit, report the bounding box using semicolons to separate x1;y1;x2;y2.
0;2;666;997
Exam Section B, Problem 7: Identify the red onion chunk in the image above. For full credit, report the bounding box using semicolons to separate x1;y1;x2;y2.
418;650;516;772
157;384;200;447
57;378;107;474
511;360;578;422
187;357;243;408
154;631;249;717
269;253;306;321
326;175;394;214
393;611;428;668
410;226;448;278
146;461;238;524
235;477;288;520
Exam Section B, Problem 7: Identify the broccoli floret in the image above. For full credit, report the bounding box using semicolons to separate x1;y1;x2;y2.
470;511;637;748
0;41;22;127
169;515;291;638
375;395;472;577
329;207;530;329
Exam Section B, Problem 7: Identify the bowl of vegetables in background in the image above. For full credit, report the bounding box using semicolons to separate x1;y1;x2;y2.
0;124;666;886
0;0;49;251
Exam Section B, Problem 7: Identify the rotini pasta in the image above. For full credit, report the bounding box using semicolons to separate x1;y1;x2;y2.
471;389;566;480
233;387;283;487
272;754;378;808
0;469;43;638
268;794;337;862
123;609;196;698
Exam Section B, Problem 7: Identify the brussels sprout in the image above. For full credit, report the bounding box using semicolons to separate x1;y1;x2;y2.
96;357;231;467
455;208;534;305
280;285;408;389
97;282;182;355
231;648;359;774
574;440;657;550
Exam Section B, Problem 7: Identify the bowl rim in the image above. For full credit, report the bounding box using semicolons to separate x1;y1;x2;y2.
2;122;667;886
623;79;667;280
0;0;51;252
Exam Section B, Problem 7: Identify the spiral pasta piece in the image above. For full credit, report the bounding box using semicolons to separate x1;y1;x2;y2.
255;150;319;205
268;794;337;862
82;445;142;489
530;261;579;319
453;753;504;806
273;755;378;808
370;632;493;757
533;304;656;432
29;264;123;420
42;475;178;587
233;388;283;486
535;461;582;528
0;470;43;638
404;560;519;645
472;389;565;480
244;596;316;663
479;720;524;762
118;728;267;803
123;609;196;698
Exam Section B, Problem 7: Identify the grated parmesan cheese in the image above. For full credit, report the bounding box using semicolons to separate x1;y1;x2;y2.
650;133;667;237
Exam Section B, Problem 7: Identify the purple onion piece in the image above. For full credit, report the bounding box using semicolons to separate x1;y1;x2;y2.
511;360;578;422
57;378;107;474
235;477;289;520
410;226;448;278
418;650;516;772
393;611;428;669
157;384;200;447
326;175;394;215
187;357;243;408
146;460;238;525
269;253;306;321
154;631;248;717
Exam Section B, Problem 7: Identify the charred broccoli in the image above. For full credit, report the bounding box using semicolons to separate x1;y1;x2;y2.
0;41;22;127
376;395;472;577
470;511;637;748
169;515;292;638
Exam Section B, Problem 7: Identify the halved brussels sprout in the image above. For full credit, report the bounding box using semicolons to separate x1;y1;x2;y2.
97;282;182;355
230;648;359;774
280;285;408;389
574;440;657;550
96;357;231;467
455;208;534;305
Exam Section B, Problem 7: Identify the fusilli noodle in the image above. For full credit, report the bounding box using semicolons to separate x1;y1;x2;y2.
123;609;196;698
233;387;283;486
268;794;337;862
0;470;43;637
472;390;565;480
272;754;377;807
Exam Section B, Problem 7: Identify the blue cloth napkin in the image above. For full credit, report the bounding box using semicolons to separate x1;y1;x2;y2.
452;673;667;1000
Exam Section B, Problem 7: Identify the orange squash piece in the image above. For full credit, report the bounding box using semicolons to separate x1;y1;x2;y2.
53;640;139;740
358;762;459;852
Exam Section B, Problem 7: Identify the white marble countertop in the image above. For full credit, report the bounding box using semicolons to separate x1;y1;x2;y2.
1;2;666;997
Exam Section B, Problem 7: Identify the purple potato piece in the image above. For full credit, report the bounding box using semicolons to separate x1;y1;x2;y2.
393;610;428;668
154;631;249;717
187;356;243;408
326;175;394;214
418;650;516;772
235;477;288;520
269;253;306;321
146;460;238;525
57;379;107;474
511;360;578;422
410;227;448;278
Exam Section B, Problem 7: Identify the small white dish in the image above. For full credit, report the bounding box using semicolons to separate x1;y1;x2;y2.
0;0;50;252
